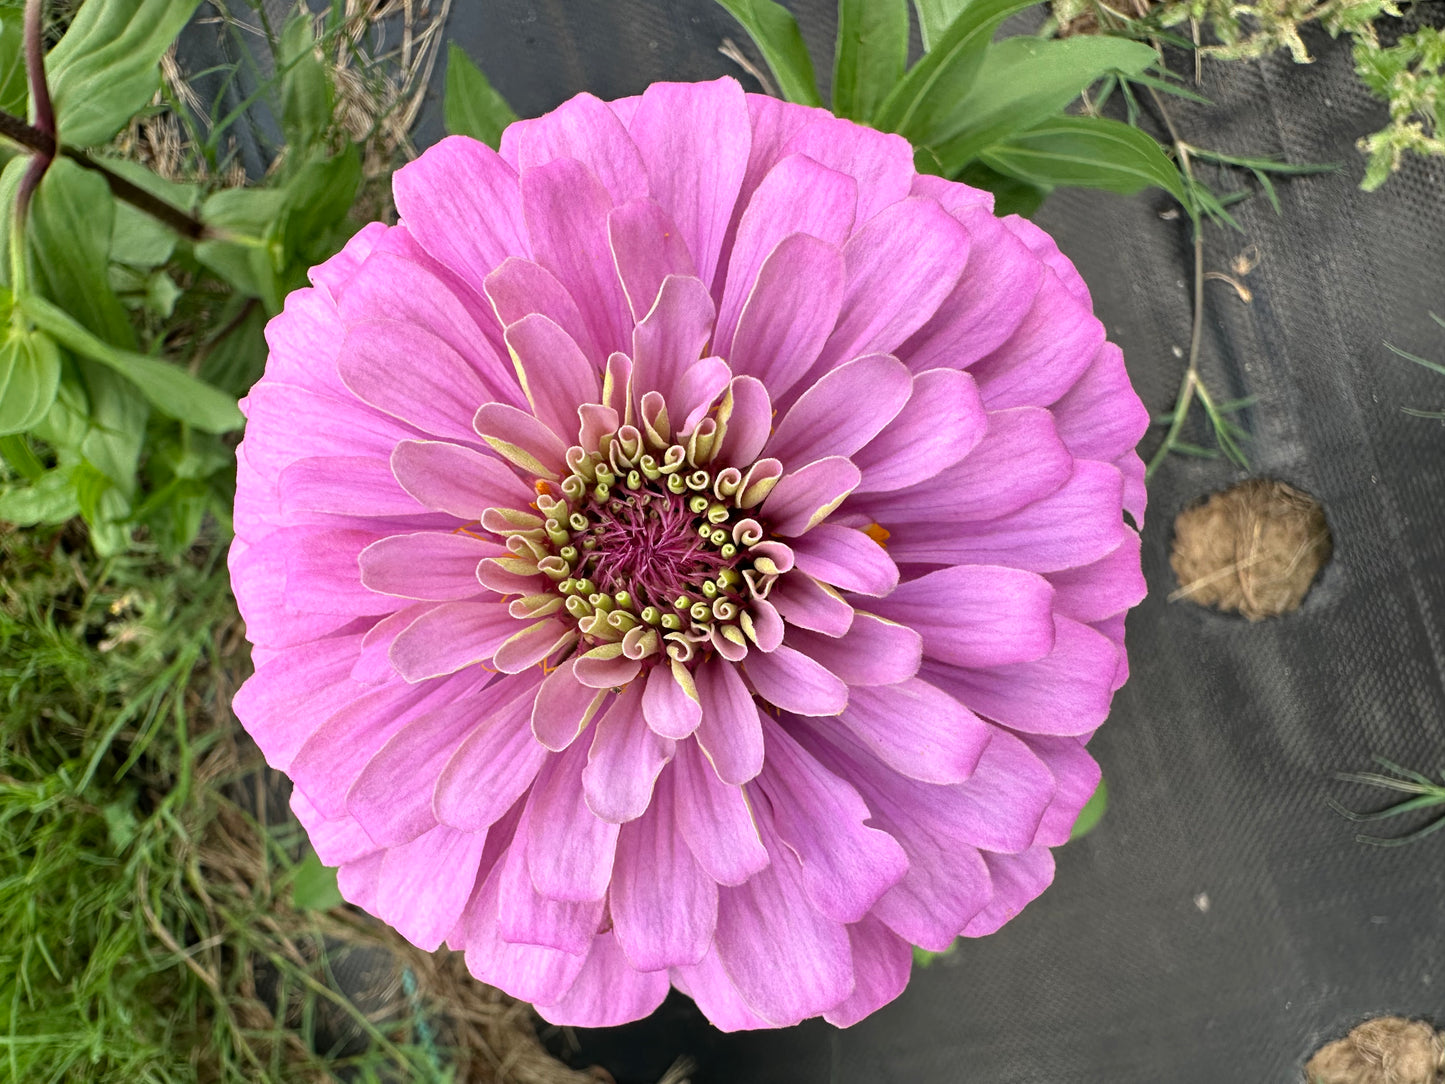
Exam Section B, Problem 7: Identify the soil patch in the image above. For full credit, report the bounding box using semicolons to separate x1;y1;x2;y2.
1170;478;1332;619
1307;1017;1444;1084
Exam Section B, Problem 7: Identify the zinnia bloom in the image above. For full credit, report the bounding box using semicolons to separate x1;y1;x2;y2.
230;77;1147;1029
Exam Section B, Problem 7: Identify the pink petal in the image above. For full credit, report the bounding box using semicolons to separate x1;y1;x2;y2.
376;825;489;951
291;789;380;866
239;383;413;483
967;270;1105;409
642;662;703;739
755;718;908;923
1002;213;1091;304
769;573;854;637
497;802;605;953
530;658;609;751
874;564;1056;668
744;645;847;717
607;198;699;323
610;768;718;970
583;682;675;823
1021;733;1102;847
765;353;911;468
783;612;921;686
1047;531;1146;624
358;531;495;601
463;866;590;1003
308;220;389;303
392;136;528;291
851;368;987;493
390;439;534;520
472;402;569;478
923;615;1120;735
534;932;671;1028
631;274;715;406
944;728;1057;851
484;256;604;368
671;945;777;1032
693;655;765;785
433;679;550;833
628;77;750;289
713;375;773;468
671;742;769;886
279;456;425;519
788;523;898;597
232;629;368;770
778;114;915;224
491;619;574;674
526;737;620;901
503;92;648;205
823;915;913;1028
1051;341;1149;462
387;600;520;682
572;649;643;688
963;847;1055;937
837;678;991;785
505;314;602;438
281;527;394;616
760;456;861;537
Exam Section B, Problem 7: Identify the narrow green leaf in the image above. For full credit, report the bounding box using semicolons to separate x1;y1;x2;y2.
279;12;333;153
979;115;1186;203
277;145;363;270
873;0;1041;144
833;0;910;122
292;852;344;911
714;0;823;106
911;0;968;51
20;294;244;434
0;13;27;116
46;0;206;147
443;43;517;149
954;160;1049;217
1070;777;1108;840
0;433;45;480
926;36;1158;172
0;327;61;436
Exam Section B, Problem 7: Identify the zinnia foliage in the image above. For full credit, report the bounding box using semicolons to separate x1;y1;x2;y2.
230;77;1148;1029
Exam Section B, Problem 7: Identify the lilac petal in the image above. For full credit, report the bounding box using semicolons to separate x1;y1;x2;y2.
279;456;425;519
745;645;847;718
534;932;671;1028
463;867;590;1003
239;384;410;482
783;612;921;686
308;219;388;302
492;619;574;674
968;270;1105;409
851;368;987;493
254;288;348;397
531;658;609;752
693;655;765;785
231;544;355;650
899;204;1041;372
778;114;914;224
484;256;604;367
766;354;911;468
1048;531;1146;624
359;532;495;601
473;402;569;478
713;376;773;468
1021;733;1101;847
743;597;784;652
873;564;1056;668
608;198;698;322
909;172;993;216
392;136;528;292
923;615;1120;735
521;157;631;356
814;197;972;372
526;737;620;901
282;527;395;616
505;314;602;438
940;406;1075;522
755;718;907;924
837;678;991;785
760;456;861;537
610;769;718;970
1118;448;1147;527
642;661;703;739
963;848;1055;937
290;670;483;816
503;92;648;205
572;647;643;688
1002;213;1091;305
714;807;853;1026
232;630;367;770
628;77;750;289
789;523;898;597
823;915;913;1028
497;803;605;953
769;573;854;637
725;233;846;401
945;728;1057;851
388;600;520;682
583;682;675;823
433;681;550;833
336;853;385;912
291;790;380;867
376;825;489;951
671;356;732;435
1052;341;1150;462
670;945;776;1032
715;155;857;357
631;274;715;406
671;743;769;886
885;461;1127;572
390;440;534;521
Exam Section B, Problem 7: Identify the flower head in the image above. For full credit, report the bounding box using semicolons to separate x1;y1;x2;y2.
231;77;1148;1030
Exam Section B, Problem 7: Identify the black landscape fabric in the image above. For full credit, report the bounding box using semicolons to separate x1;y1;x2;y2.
275;0;1445;1079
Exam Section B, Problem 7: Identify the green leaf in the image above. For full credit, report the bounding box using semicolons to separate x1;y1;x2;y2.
833;0;910;122
954;159;1049;216
292;852;344;911
979;114;1186;203
1070;777;1108;840
0;467;80;524
28;159;136;348
102;158;200;270
277;145;363;270
873;0;1041;144
20;294;244;434
444;43;517;149
911;0;969;51
0;433;45;480
0;326;62;436
46;0;205;147
279;11;333;153
925;36;1159;173
0;13;28;117
194;186;288;311
714;0;823;106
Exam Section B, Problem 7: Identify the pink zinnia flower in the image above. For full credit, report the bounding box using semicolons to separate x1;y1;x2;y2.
230;77;1147;1030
